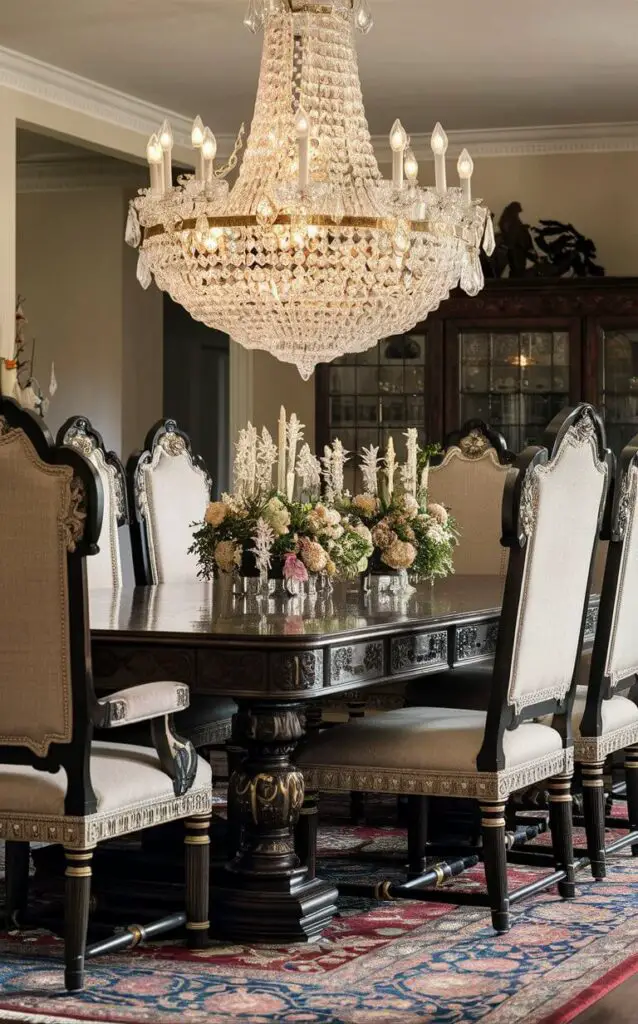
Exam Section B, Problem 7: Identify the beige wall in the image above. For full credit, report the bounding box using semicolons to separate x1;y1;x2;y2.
16;188;163;457
252;149;638;432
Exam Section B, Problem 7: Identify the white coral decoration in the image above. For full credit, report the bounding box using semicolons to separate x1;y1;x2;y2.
360;444;380;496
296;443;322;495
331;439;348;498
255;427;278;494
249;517;275;574
286;414;305;501
233;425;254;498
321;444;335;501
385;437;398;499
400;428;419;498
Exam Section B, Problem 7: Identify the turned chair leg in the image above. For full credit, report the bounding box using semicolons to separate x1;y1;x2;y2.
184;815;211;949
348;700;367;824
64;848;94;992
480;801;509;933
549;773;576;898
295;790;319;880
625;745;638;856
581;760;606;880
5;841;30;929
407;796;429;879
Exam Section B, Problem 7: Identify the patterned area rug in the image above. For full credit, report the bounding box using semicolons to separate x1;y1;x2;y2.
0;818;637;1024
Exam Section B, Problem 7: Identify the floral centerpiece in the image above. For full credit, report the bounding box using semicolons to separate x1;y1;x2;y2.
189;409;371;593
340;429;457;584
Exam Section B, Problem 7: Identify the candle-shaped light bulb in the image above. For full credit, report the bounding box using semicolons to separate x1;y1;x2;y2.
404;148;419;184
201;128;217;161
191;115;205;148
159;119;173;189
295;106;310;189
457;148;474;204
389;119;408;153
430;122;448;193
146;133;164;195
389;119;407;189
201;127;217;184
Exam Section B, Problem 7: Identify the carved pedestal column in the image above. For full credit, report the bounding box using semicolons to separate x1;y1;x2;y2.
212;701;338;943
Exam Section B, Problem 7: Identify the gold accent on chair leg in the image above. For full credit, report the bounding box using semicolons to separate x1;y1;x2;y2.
184;815;211;949
548;773;576;898
580;761;606;880
64;848;94;992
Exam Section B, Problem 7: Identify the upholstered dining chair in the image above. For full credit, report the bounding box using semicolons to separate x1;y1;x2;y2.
566;432;638;879
297;405;612;932
127;417;236;759
428;419;515;576
0;398;212;991
406;420;515;715
57;416;127;590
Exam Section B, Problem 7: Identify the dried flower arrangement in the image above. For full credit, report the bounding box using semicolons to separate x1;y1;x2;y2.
338;429;457;582
189;408;372;585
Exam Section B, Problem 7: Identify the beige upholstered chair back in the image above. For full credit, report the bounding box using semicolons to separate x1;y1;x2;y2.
60;418;126;590
0;419;87;755
505;408;609;714
602;460;638;688
132;420;211;584
428;426;511;576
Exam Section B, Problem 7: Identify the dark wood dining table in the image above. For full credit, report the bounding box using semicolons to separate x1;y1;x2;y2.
89;576;599;944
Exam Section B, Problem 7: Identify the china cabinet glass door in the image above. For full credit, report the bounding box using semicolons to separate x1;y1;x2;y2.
456;328;572;453
327;332;427;493
598;328;638;454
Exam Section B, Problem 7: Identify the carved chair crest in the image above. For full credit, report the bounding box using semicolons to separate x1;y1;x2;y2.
58;416;127;589
127;419;212;585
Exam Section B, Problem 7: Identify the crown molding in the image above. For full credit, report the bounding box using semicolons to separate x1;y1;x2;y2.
3;45;638;164
372;122;638;161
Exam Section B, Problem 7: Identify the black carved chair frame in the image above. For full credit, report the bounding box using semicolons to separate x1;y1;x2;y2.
0;399;212;991
296;406;612;930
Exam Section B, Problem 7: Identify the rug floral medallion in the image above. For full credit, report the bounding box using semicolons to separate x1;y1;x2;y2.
0;821;637;1024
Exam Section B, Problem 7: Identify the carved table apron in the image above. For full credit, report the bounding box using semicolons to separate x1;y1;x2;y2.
90;578;599;943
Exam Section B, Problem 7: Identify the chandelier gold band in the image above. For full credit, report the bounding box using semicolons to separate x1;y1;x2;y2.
143;214;457;240
287;1;354;12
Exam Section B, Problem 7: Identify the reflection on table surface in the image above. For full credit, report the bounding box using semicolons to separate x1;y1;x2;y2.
89;575;505;641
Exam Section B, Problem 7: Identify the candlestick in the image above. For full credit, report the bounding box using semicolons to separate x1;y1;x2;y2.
457;148;474;204
201;128;217;185
295;107;310;190
430;122;448;194
277;406;287;493
146;133;164;195
286;470;296;503
390;119;407;189
191;116;205;181
159;119;173;189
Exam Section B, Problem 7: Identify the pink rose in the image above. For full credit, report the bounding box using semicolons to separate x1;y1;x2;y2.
283;553;309;583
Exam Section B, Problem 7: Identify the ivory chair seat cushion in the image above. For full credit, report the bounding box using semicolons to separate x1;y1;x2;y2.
540;691;638;762
298;707;568;801
0;741;212;848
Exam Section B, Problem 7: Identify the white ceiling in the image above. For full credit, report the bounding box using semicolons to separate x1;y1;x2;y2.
1;0;638;136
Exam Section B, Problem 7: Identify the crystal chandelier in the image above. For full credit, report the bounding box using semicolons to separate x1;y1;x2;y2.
126;0;494;380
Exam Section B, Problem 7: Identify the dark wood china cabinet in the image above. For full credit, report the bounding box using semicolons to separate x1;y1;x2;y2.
315;278;638;490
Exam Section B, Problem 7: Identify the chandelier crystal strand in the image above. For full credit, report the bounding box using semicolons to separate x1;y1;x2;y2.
128;0;492;380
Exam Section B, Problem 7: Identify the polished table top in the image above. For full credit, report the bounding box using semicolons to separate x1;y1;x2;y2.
90;575;506;647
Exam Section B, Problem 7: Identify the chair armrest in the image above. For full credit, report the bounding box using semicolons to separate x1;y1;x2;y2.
95;681;190;728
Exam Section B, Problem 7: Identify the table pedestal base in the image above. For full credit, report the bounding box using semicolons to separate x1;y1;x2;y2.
211;867;338;944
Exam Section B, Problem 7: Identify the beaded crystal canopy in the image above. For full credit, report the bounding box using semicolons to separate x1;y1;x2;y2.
127;0;494;380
